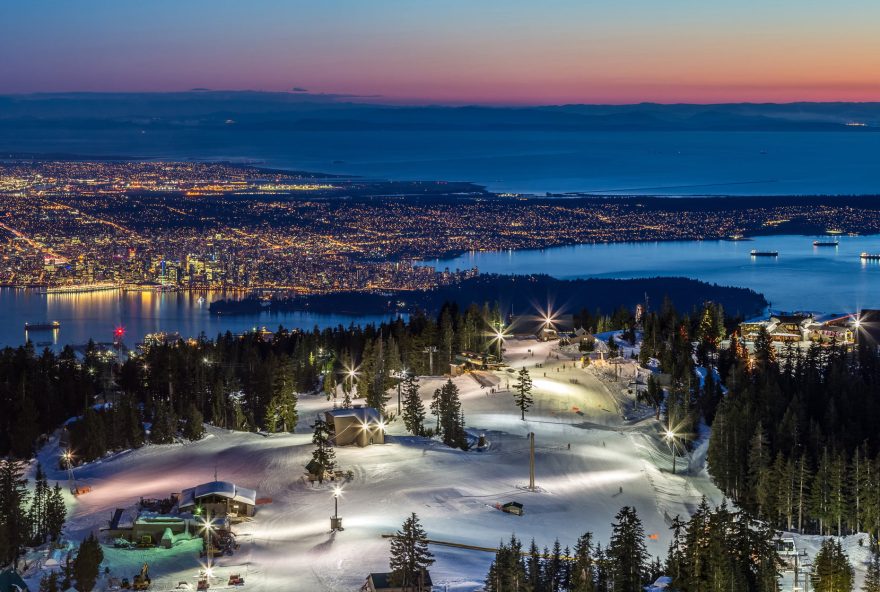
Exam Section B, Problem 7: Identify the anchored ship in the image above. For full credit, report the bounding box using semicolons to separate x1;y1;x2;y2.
24;321;61;331
750;250;779;257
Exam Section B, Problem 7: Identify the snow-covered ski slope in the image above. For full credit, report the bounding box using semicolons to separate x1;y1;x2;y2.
39;338;726;591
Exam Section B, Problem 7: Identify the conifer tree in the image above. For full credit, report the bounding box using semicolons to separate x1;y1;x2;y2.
401;374;426;436
183;403;205;441
513;366;534;421
864;551;880;592
0;458;29;564
310;417;336;484
571;532;597;592
607;506;647;592
29;463;49;544
46;483;67;541
73;532;104;592
149;400;177;444
389;512;434;591
811;538;853;592
431;379;466;449
485;535;528;592
527;538;543;591
265;357;298;432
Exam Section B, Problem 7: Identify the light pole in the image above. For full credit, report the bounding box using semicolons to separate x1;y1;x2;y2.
665;428;678;474
200;513;215;579
345;367;358;396
422;346;437;376
331;486;344;531
391;369;408;414
63;450;78;494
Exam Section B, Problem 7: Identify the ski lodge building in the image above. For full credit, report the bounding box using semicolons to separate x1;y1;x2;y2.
177;480;257;519
325;406;385;447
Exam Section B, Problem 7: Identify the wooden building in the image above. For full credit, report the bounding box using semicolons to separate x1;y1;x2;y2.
362;571;433;592
178;480;257;519
325;406;385;447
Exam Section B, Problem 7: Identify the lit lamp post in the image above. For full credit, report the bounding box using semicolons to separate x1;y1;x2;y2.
665;429;678;475
200;514;215;579
345;367;358;395
491;322;509;362
330;486;344;531
63;450;78;494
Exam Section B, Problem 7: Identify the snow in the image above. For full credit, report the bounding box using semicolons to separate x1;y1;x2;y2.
31;337;728;591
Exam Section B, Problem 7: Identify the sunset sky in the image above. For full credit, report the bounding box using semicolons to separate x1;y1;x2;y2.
3;0;880;104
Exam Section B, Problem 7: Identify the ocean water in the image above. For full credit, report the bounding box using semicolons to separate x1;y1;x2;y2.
7;234;880;349
5;289;401;350
424;234;880;314
3;129;880;195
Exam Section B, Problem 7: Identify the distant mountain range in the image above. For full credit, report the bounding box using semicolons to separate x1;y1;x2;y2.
0;91;878;132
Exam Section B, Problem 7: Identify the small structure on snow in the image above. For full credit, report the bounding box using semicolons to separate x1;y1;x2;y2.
325;406;385;447
363;570;433;592
178;480;257;519
501;501;524;516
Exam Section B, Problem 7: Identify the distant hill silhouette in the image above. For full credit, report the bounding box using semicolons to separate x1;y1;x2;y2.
211;274;767;320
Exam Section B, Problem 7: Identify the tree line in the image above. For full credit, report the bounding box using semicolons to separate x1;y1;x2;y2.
708;328;880;538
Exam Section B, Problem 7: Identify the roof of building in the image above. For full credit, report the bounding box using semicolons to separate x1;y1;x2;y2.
0;569;28;592
368;571;433;590
179;480;257;508
326;406;381;423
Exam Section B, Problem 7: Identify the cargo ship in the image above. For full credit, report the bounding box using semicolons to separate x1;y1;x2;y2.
24;321;60;331
750;250;779;257
861;252;880;261
813;240;839;247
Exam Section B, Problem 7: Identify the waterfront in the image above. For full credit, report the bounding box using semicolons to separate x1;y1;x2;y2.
427;234;880;314
5;289;401;350
4;234;880;349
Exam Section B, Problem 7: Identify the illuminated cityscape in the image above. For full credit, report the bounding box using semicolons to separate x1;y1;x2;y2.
3;160;880;296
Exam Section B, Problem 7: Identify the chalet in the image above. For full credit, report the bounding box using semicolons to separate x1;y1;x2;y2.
325;406;385;447
178;480;257;519
739;312;855;345
362;571;433;592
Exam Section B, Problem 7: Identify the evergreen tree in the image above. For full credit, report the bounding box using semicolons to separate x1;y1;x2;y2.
149;401;177;444
46;483;67;541
401;374;426;436
811;538;853;592
607;506;647;592
571;532;597;592
864;551;880;592
29;463;50;544
389;512;434;591
182;403;205;441
73;532;103;592
485;535;528;592
0;458;29;565
513;367;534;421
310;417;336;484
265;357;298;433
431;380;466;449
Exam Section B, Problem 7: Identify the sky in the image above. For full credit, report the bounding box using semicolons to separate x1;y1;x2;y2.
2;0;880;105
